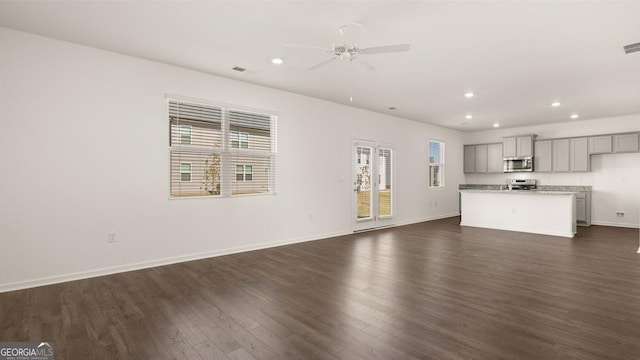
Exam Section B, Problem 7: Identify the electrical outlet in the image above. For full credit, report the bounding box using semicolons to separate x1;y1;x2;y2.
616;212;625;217
108;232;118;243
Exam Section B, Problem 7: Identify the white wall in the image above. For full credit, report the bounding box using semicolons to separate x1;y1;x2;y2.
0;27;465;291
464;116;640;228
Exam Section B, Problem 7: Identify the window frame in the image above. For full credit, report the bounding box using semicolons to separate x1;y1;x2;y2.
429;140;445;188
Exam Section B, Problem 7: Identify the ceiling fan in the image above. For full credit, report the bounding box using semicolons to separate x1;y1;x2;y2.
286;23;410;71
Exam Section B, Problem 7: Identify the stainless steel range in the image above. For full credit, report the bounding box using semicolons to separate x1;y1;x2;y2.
507;178;537;191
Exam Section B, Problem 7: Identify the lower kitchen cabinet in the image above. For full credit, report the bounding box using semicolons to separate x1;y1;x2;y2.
574;190;591;226
576;194;586;223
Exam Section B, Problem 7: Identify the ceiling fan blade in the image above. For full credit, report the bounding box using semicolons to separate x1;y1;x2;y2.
357;59;375;72
360;43;410;55
284;44;332;52
307;58;335;71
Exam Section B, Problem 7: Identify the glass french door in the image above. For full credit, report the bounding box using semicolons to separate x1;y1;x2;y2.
353;140;394;231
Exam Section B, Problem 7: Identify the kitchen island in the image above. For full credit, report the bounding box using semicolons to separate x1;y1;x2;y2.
459;189;577;237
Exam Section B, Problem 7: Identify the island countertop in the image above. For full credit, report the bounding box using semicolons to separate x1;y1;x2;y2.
459;184;592;192
459;189;578;196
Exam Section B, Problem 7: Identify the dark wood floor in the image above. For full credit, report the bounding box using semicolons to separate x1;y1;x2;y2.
1;217;640;359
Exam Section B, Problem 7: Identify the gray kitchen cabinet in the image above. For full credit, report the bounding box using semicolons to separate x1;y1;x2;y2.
576;193;586;224
588;135;612;154
534;140;552;172
551;138;589;172
517;136;533;157
553;139;570;172
464;145;475;173
503;135;534;158
487;143;503;173
613;133;639;153
464;143;503;174
570;137;589;172
503;137;517;158
474;144;488;173
574;190;591;226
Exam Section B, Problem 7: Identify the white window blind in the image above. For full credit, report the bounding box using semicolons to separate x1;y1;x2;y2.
429;140;445;188
168;97;277;198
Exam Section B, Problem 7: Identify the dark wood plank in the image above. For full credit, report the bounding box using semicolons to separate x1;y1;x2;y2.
1;217;639;359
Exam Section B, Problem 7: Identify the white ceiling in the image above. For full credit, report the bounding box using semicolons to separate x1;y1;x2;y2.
1;1;639;131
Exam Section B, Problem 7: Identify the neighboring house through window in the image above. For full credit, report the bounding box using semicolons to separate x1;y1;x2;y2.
231;131;249;149
236;165;253;181
180;125;192;144
168;96;276;198
429;140;445;188
180;163;191;182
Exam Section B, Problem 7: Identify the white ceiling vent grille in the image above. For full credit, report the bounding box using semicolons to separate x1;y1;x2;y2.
623;42;640;54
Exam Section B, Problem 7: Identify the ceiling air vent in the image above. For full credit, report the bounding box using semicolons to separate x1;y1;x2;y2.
623;42;640;54
232;66;246;72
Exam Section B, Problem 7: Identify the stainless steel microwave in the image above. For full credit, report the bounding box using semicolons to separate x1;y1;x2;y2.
503;156;533;172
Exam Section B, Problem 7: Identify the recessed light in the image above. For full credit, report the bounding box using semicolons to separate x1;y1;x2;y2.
271;57;284;65
464;92;475;98
551;101;561;107
493;123;500;128
570;114;579;119
465;114;473;119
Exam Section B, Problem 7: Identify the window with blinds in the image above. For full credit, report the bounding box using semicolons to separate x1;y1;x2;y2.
429;140;445;188
168;97;277;198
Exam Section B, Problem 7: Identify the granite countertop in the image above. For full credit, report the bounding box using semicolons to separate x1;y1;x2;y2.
459;189;578;195
459;184;592;192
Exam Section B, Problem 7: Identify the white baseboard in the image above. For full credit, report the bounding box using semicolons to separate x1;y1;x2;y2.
395;213;460;227
0;214;463;293
0;230;351;294
591;221;640;229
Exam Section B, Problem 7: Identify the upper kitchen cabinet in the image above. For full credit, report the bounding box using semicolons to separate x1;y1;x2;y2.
474;144;488;173
534;140;552;172
570;138;589;172
463;143;503;174
464;145;475;173
503;135;534;158
487;143;504;173
552;137;589;172
613;133;639;153
553;139;570;172
588;135;612;154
